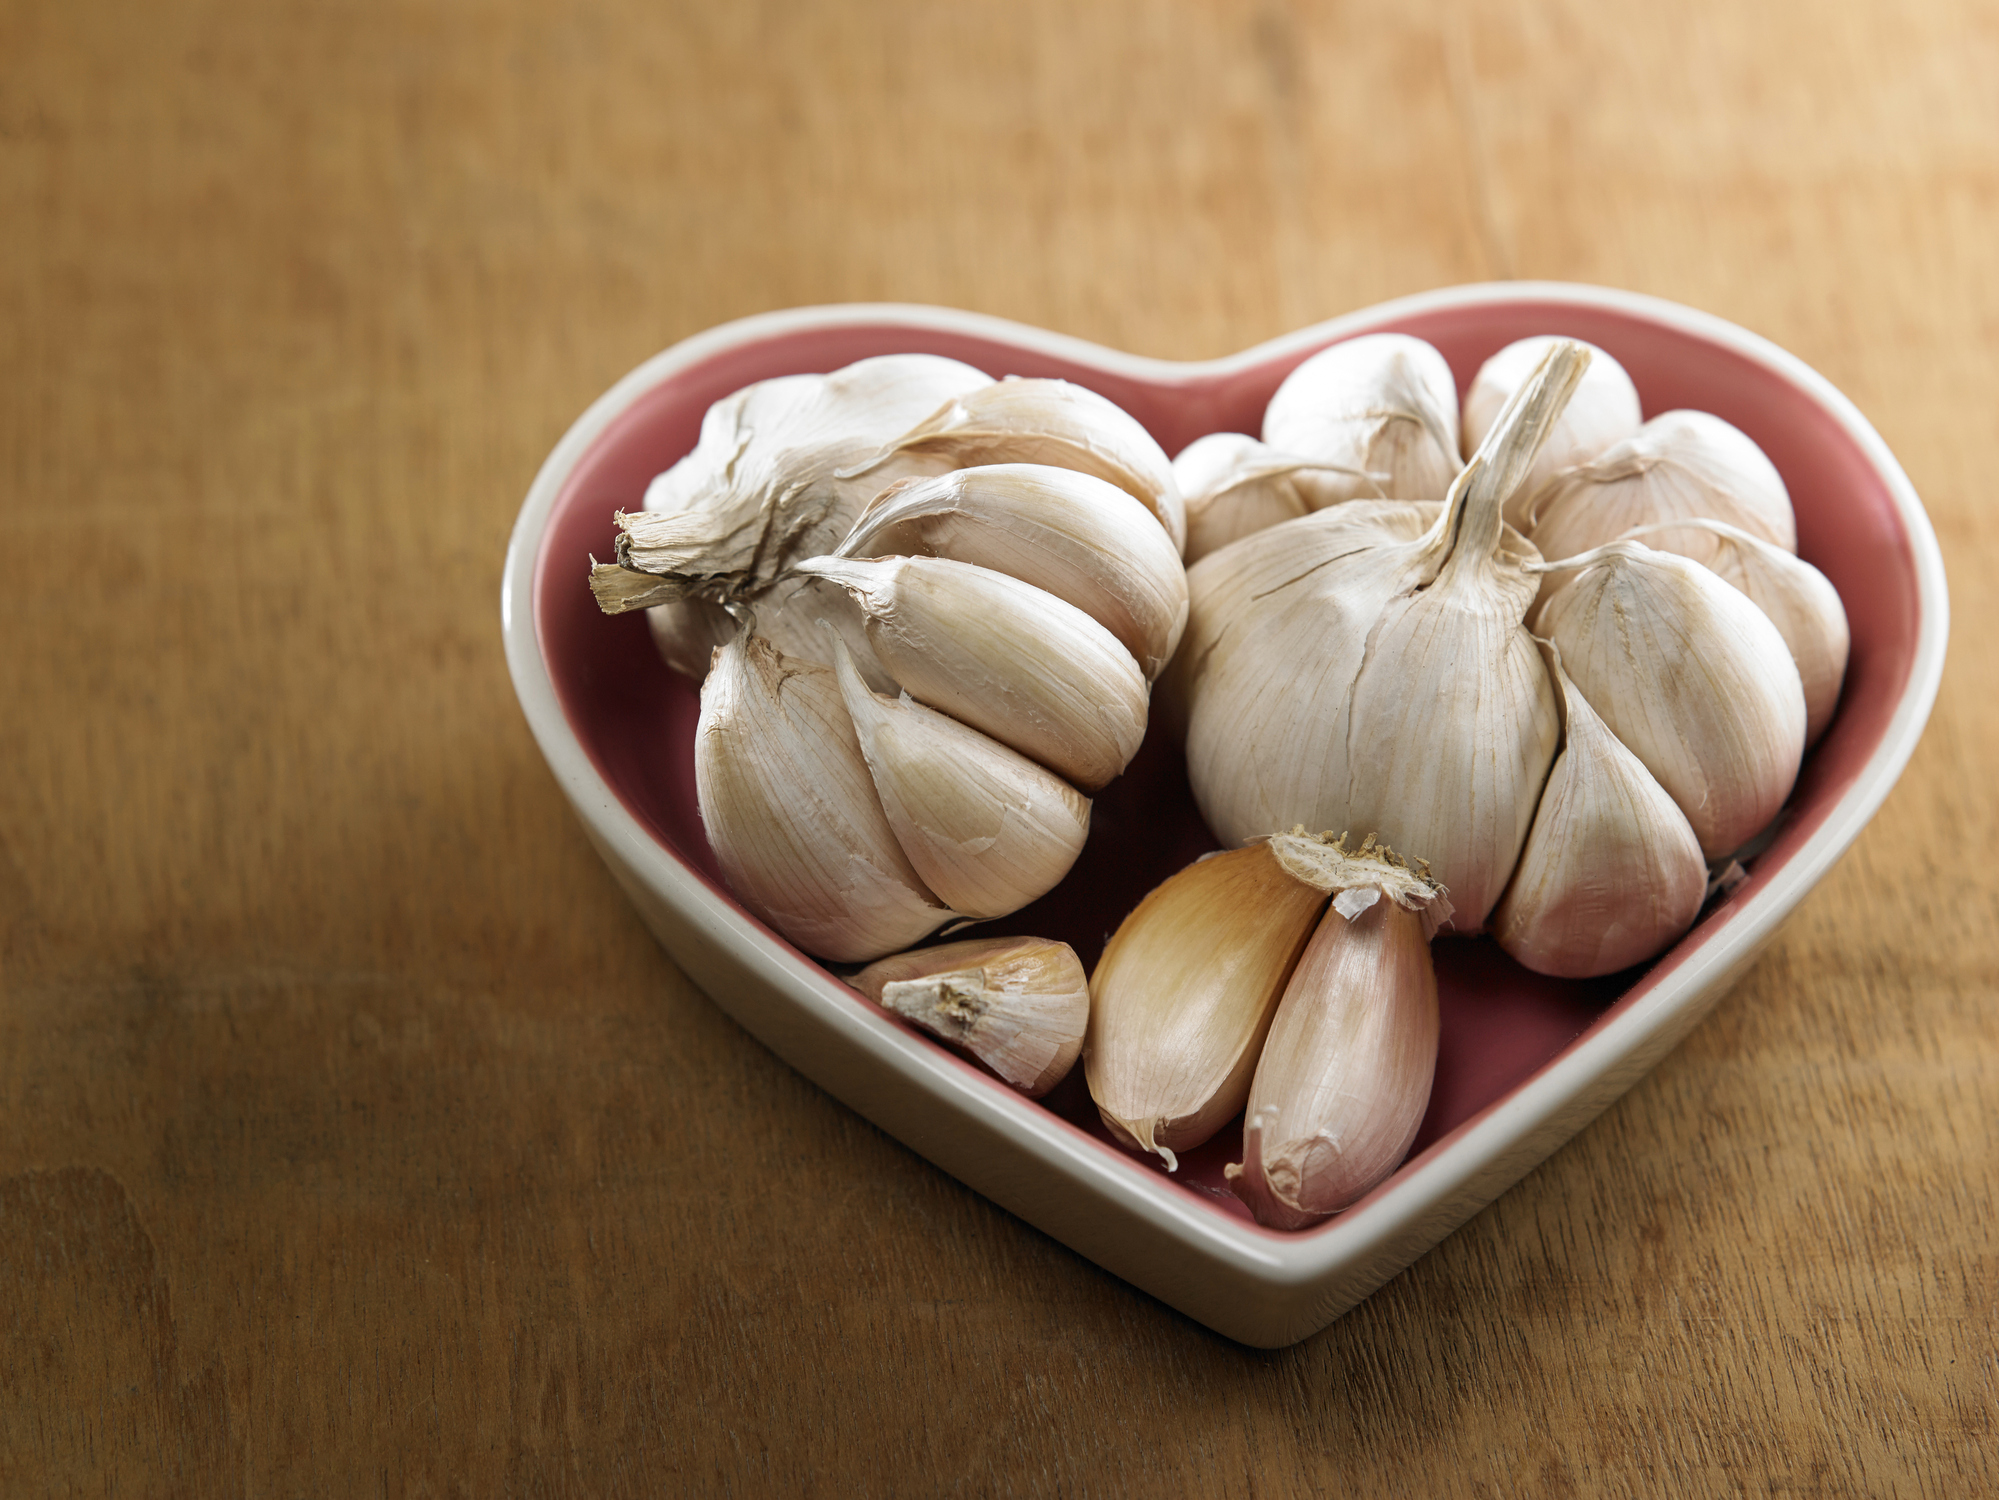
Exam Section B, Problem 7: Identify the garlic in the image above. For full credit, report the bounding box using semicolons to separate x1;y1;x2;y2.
854;936;1088;1097
837;376;1187;554
1087;831;1445;1169
1462;335;1643;531
1261;333;1463;501
1226;836;1448;1229
834;463;1188;679
793;553;1149;793
695;628;954;964
1172;432;1385;563
1623;517;1850;747
1490;643;1707;977
1534;540;1807;859
1524;409;1797;573
1180;342;1593;931
828;634;1091;920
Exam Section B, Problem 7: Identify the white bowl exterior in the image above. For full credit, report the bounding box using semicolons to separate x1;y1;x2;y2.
501;283;1949;1347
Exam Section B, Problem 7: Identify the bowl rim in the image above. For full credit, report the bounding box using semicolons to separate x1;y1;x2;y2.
500;280;1949;1303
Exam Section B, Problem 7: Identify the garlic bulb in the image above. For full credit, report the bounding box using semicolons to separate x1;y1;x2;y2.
854;936;1088;1097
1525;409;1797;572
1625;517;1850;747
794;554;1148;793
1227;836;1448;1229
1490;643;1707;977
1535;540;1807;859
696;630;954;964
1087;830;1445;1170
835;463;1188;679
1172;432;1383;563
1181;342;1593;931
1462;336;1643;531
1261;334;1463;501
828;635;1090;920
838;376;1187;553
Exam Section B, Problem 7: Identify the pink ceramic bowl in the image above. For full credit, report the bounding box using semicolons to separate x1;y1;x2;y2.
500;283;1946;1347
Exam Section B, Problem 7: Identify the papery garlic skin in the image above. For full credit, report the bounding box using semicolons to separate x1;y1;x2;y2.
829;637;1090;920
1491;645;1707;977
1173;433;1382;563
796;553;1149;794
1262;334;1463;502
1462;336;1643;531
1536;542;1807;860
1227;841;1446;1230
695;632;954;964
1525;409;1797;573
836;463;1188;679
854;936;1089;1097
841;377;1187;554
1628;517;1850;747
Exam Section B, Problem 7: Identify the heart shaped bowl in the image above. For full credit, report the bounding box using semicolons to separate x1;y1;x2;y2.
501;283;1946;1347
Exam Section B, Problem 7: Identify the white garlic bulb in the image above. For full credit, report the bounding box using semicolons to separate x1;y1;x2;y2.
1535;540;1807;860
1172;432;1383;563
1462;335;1643;531
1261;333;1463;501
1490;644;1707;977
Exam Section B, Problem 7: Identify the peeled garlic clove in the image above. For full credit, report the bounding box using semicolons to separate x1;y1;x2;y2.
854;936;1090;1097
1491;644;1706;977
794;554;1149;793
696;630;955;963
1526;409;1797;574
840;377;1186;554
1626;517;1850;747
1261;334;1463;501
836;463;1188;679
828;634;1091;920
1462;336;1643;531
1173;432;1390;563
1085;838;1338;1169
1226;836;1449;1229
1537;541;1807;859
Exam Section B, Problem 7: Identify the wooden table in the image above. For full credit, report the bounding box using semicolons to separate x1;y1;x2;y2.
4;1;1992;1492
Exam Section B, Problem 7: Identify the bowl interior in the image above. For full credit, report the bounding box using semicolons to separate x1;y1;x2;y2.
531;299;1922;1227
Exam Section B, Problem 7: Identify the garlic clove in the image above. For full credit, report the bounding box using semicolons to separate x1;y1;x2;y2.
835;463;1189;680
1490;643;1707;977
838;377;1186;555
1261;334;1463;501
695;630;956;964
1624;517;1850;747
1536;540;1808;859
1462;336;1643;532
1226;840;1445;1229
1525;409;1797;580
794;553;1150;794
854;935;1090;1097
1172;432;1389;563
828;633;1092;920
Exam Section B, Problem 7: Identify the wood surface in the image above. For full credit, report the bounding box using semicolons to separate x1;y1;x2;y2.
3;0;1994;1493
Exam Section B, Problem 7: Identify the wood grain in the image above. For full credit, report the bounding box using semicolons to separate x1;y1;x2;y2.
3;0;1994;1493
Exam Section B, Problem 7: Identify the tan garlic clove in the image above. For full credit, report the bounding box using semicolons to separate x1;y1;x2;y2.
1461;335;1643;532
1172;432;1386;563
828;635;1091;920
835;463;1188;680
1226;836;1448;1229
794;553;1149;794
854;936;1090;1097
1525;409;1797;578
1261;334;1464;501
695;630;955;964
1625;517;1850;747
1536;541;1807;860
838;377;1186;554
1490;644;1707;977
